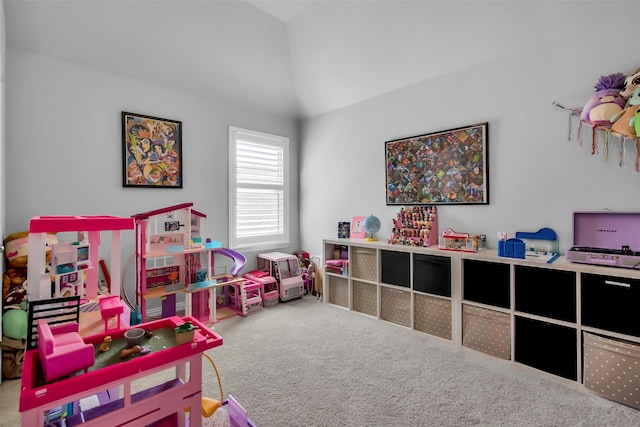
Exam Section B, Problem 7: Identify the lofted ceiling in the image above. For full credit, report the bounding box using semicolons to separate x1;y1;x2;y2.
246;0;318;22
4;1;563;119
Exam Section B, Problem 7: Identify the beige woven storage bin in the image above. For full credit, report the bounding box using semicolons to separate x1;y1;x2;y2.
462;304;511;360
414;294;451;340
351;247;377;281
353;280;377;316
328;275;349;308
380;286;410;327
584;332;640;409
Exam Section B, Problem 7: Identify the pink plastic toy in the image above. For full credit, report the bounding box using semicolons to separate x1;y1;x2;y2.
227;279;263;316
37;319;94;382
27;215;134;300
243;270;279;307
256;252;305;302
99;295;124;332
21;316;223;427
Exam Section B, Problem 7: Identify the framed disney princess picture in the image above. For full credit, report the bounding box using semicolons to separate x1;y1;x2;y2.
122;112;183;188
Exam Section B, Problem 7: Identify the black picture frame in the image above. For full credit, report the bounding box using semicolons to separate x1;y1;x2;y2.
385;122;489;205
122;111;183;188
338;222;351;238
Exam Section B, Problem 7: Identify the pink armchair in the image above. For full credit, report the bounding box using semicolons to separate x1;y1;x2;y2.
37;319;94;382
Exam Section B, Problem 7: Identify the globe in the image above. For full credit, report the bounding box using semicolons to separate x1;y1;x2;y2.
364;214;381;241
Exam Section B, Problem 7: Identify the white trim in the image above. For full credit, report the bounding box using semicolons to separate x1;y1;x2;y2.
229;126;290;250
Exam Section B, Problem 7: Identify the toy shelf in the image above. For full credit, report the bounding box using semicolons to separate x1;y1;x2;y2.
323;237;640;408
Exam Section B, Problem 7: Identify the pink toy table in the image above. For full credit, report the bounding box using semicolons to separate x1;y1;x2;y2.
99;295;124;332
20;316;223;427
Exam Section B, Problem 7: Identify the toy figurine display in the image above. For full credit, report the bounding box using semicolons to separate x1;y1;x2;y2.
388;206;438;247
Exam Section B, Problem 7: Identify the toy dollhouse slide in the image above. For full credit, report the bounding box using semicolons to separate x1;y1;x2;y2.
217;248;246;276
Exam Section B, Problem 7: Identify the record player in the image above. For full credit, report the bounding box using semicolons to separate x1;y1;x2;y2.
566;211;640;269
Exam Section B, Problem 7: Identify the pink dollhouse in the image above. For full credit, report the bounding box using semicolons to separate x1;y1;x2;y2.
20;315;223;427
27;215;134;301
133;203;249;323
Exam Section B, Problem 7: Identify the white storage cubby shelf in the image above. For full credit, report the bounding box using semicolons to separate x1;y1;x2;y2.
323;238;640;405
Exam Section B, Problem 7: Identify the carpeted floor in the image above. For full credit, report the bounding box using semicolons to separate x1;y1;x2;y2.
207;296;640;426
3;295;640;426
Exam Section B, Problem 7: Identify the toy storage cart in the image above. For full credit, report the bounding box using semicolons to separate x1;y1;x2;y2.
20;316;222;427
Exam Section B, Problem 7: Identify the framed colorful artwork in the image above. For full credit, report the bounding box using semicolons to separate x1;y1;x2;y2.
350;216;366;238
122;111;183;188
385;122;489;205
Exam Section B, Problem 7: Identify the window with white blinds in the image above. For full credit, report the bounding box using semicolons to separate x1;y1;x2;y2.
229;126;290;249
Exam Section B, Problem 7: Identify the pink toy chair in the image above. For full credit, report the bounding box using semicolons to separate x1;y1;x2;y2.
37;319;94;382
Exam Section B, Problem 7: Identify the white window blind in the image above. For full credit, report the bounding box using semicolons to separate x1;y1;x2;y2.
229;127;289;249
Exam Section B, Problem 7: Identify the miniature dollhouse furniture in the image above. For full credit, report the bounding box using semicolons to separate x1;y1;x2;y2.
26;296;82;349
99;295;123;332
20;315;223;427
26;296;95;383
37;319;94;382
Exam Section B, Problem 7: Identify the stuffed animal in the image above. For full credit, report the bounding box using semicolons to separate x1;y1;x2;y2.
3;231;58;269
630;109;640;137
580;73;627;127
620;67;640;100
2;268;27;307
610;87;640;136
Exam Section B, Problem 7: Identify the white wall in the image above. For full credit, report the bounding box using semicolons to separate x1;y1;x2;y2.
299;3;640;258
0;2;5;237
0;0;6;368
5;49;299;300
